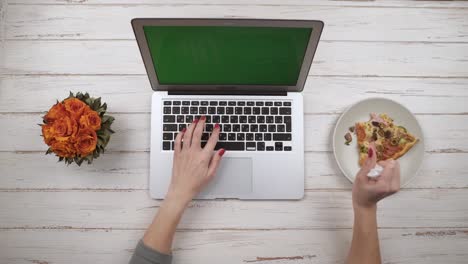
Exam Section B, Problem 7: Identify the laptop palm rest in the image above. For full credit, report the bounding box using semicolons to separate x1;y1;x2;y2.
198;157;253;198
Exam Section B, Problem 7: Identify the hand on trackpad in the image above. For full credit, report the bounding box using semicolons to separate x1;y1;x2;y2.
199;157;253;198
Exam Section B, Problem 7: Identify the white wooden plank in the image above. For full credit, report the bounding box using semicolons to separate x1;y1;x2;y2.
1;152;467;190
8;0;468;8
0;113;466;152
2;228;468;264
1;189;467;229
2;41;468;77
5;5;468;42
1;76;468;114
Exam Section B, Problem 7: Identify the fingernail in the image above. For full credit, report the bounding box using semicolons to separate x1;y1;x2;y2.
194;119;198;123
200;116;206;121
214;123;220;129
219;148;226;156
181;128;186;133
368;147;373;158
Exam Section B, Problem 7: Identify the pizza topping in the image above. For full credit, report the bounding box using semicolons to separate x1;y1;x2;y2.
384;130;392;139
349;126;355;133
372;121;380;127
344;132;352;145
371;130;378;141
370;113;388;126
390;138;399;146
398;125;407;133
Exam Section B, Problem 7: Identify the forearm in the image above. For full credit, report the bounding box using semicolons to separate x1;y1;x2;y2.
346;205;381;264
142;192;190;254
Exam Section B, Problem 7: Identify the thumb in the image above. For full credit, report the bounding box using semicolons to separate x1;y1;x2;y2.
206;148;226;180
356;143;377;180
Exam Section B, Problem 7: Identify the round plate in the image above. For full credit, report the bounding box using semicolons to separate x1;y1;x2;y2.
332;98;425;186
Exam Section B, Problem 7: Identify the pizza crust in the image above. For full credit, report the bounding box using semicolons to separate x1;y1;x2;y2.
390;138;419;160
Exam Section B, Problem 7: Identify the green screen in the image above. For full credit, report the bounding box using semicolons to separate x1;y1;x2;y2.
143;26;311;86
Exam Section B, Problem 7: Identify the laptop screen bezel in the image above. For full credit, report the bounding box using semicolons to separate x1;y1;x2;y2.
132;18;324;93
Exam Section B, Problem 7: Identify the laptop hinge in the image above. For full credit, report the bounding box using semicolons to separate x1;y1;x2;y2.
167;90;287;96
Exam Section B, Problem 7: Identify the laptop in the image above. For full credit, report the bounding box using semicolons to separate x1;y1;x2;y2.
132;18;323;199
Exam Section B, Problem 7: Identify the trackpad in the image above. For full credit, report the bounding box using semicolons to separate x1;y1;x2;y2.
199;158;253;198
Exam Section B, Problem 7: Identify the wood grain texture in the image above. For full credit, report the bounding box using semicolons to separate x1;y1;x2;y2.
1;152;467;190
7;0;468;8
2;40;468;77
0;113;466;152
2;228;468;264
1;189;468;229
1;75;468;114
5;4;468;42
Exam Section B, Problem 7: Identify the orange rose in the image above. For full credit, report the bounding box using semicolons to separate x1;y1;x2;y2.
44;102;67;124
79;109;101;131
75;128;97;157
41;124;55;145
49;115;79;142
51;140;77;158
63;98;89;120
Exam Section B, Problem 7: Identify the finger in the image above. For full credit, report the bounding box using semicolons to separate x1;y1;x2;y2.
390;160;401;193
204;123;220;152
356;143;377;181
183;119;198;149
191;116;206;148
207;148;225;180
377;159;396;185
174;127;186;153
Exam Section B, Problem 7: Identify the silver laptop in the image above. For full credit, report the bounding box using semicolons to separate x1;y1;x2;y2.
132;18;323;199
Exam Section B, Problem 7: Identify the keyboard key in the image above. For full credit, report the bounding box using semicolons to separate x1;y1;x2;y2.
257;116;265;123
201;101;209;106
228;133;236;141
253;107;260;115
177;115;184;123
201;133;209;141
279;107;292;115
199;107;207;114
215;141;245;151
255;133;263;141
244;107;252;115
270;107;278;115
264;133;272;141
247;101;255;106
237;133;245;141
208;107;216;114
182;101;190;105
257;142;265;151
163;107;171;114
163;124;177;131
268;125;276;132
210;101;218;106
222;116;230;123
241;124;249;132
284;102;291;106
284;146;292;151
186;115;193;123
173;101;181;105
273;133;292;141
235;107;243;114
274;102;282;106
163;115;175;123
265;101;273;106
238;101;246;106
191;101;199;106
179;124;187;131
226;107;234;114
206;124;213;132
275;142;283;151
277;125;285;132
163;133;173;140
246;142;256;151
240;116;247;123
230;116;239;123
219;101;227;106
246;133;254;141
213;115;220;123
284;116;291;124
172;107;180;114
164;101;171;105
217;107;225;114
250;124;258;132
228;101;236;106
233;124;240;132
266;146;274;151
261;107;269;115
266;116;274;123
206;116;211;123
224;124;231;132
190;107;198;114
259;125;267;132
219;133;227;141
163;141;171;150
255;101;264;106
181;107;189;114
275;116;283;123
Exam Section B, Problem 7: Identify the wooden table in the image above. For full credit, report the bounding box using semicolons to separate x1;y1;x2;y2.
1;1;467;263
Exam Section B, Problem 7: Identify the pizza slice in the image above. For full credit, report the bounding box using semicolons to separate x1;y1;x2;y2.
355;113;419;166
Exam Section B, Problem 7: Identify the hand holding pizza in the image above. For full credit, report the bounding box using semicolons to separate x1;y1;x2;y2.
352;142;401;210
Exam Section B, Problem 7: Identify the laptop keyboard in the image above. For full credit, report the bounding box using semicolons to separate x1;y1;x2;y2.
161;100;292;151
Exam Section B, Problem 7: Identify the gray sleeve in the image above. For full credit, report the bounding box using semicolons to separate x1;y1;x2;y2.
129;240;172;264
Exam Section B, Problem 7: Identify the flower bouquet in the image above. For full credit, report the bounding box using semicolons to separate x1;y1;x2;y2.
41;92;115;165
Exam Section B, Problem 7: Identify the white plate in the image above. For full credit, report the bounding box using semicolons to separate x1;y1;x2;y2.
332;98;425;186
